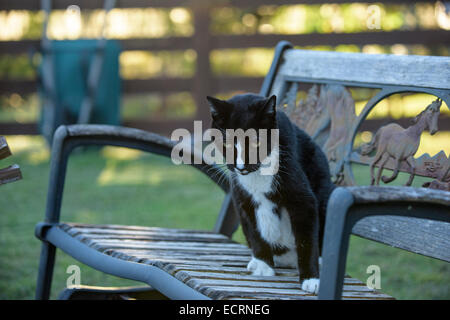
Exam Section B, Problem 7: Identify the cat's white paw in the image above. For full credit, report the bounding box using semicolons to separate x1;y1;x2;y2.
247;257;275;276
301;278;320;294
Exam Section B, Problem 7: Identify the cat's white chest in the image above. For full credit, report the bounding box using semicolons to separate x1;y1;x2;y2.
236;172;295;249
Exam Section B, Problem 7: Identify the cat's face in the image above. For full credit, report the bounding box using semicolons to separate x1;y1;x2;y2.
206;93;278;175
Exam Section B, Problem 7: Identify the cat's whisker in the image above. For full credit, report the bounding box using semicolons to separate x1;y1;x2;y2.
206;165;230;187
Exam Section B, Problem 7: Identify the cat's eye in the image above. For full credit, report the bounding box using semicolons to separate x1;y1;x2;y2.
224;142;233;148
251;140;261;148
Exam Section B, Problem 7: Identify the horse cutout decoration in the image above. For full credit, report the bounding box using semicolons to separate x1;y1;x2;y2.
361;98;442;186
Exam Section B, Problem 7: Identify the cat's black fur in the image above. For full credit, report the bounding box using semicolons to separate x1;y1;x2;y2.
206;93;335;290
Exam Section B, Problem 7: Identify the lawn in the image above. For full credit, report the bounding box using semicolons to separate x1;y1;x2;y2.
0;135;448;299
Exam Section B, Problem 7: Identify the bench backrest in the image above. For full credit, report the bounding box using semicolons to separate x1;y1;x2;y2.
262;42;450;262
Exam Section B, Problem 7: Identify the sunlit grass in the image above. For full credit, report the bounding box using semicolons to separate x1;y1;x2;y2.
0;135;224;299
0;135;448;299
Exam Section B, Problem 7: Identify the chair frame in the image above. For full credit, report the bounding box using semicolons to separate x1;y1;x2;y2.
35;41;450;300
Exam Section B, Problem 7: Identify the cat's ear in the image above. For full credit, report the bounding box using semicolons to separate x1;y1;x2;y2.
206;96;230;121
260;95;277;119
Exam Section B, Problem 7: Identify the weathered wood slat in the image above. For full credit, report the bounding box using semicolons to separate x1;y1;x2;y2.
104;251;247;268
81;238;245;248
103;252;251;266
347;186;450;206
166;264;301;277
343;187;450;261
146;257;247;267
0;164;22;185
183;276;374;292
170;268;364;284
77;241;248;258
72;234;245;247
63;222;214;233
274;49;450;91
353;215;450;262
224;291;393;300
225;294;316;300
57;223;393;300
106;247;250;256
104;248;251;259
68;233;233;243
107;251;250;262
196;284;314;300
64;223;181;231
109;256;250;267
189;284;393;300
65;226;230;240
0;136;12;160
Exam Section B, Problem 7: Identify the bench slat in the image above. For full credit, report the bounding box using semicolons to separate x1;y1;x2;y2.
0;136;12;160
275;49;450;90
170;269;363;285
0;164;22;185
353;216;450;262
63;223;222;235
57;223;393;300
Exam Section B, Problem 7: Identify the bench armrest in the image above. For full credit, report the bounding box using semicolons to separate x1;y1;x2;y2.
318;186;449;300
345;186;450;207
43;124;229;225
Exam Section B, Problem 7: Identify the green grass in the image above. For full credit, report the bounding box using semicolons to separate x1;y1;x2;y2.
0;136;448;299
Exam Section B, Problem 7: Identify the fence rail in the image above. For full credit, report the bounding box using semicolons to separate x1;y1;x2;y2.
1;0;449;135
0;0;421;10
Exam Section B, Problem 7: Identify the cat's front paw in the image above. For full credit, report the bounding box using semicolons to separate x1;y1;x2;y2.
301;278;320;294
247;257;275;276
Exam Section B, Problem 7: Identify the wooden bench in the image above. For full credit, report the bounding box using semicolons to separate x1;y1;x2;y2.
35;41;450;300
0;136;22;186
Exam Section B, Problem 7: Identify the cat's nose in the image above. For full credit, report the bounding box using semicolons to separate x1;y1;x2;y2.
236;167;249;175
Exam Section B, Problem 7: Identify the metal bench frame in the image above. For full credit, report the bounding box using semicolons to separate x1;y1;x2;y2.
35;41;450;300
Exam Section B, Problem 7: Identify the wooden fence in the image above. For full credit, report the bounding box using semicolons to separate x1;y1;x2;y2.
1;0;449;135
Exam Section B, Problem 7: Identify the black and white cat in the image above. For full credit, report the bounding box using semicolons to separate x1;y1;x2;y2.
206;93;334;294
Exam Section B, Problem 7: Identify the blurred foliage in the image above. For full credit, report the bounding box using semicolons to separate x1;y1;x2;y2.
0;2;449;122
0;93;39;123
0;54;36;80
210;48;274;76
120;50;196;79
0;8;193;40
122;92;196;120
210;3;445;35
